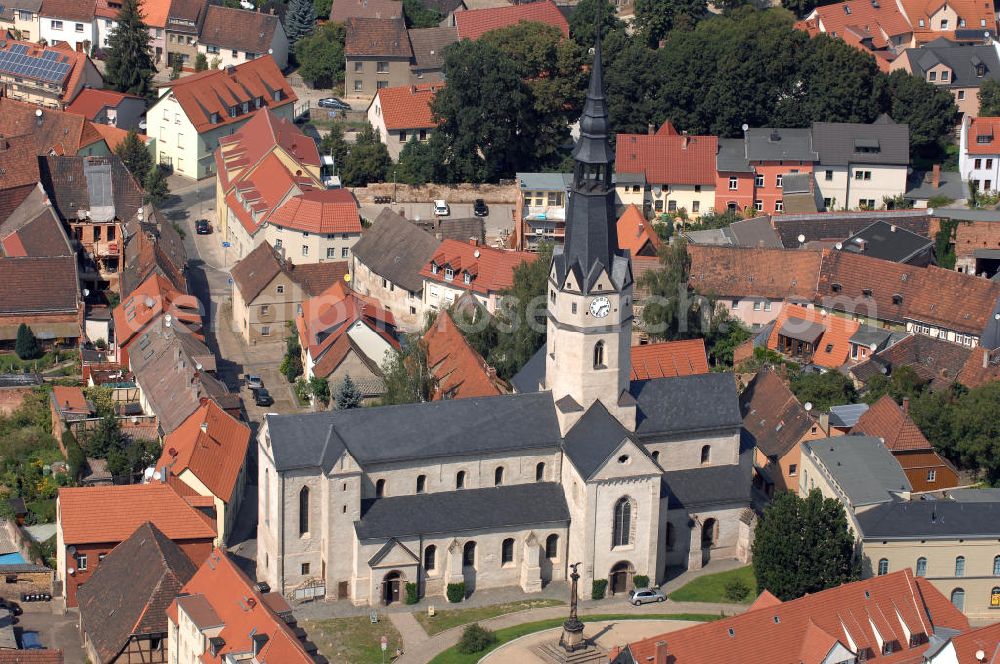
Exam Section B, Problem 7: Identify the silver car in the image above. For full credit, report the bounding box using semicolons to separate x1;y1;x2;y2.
628;588;666;606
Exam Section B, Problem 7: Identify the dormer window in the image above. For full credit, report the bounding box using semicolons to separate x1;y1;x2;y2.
978;133;993;144
273;90;283;102
444;267;454;281
210;112;220;124
978;64;987;77
255;96;263;109
241;101;249;113
431;263;438;274
892;293;903;305
919;18;925;26
463;273;471;284
832;283;842;293
862;288;873;298
228;106;237;118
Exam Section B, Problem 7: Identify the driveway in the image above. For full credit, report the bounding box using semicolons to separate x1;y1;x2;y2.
18;608;86;663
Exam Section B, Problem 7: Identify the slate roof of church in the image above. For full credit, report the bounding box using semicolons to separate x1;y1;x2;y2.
665;431;754;509
563;401;637;480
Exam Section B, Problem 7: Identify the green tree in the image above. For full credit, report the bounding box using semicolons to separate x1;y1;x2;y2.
950;382;1000;483
14;324;40;360
403;0;443;28
704;314;751;368
83;386;116;417
395;136;439;185
934;217;960;269
380;338;436;405
319;123;351;172
883;69;960;160
861;366;926;405
168;53;183;80
334;375;362;409
314;0;333;18
87;413;123;459
568;0;623;50
341;126;391;186
309;376;331;406
194;52;208;72
294;21;346;88
144;164;170;207
104;0;157;97
979;79;1000;116
115;130;153;183
789;371;857;412
909;387;960;463
639;237;694;340
752;489;861;601
285;0;317;47
602;29;664;134
634;0;707;46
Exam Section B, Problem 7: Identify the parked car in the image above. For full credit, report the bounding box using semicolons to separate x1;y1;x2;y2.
195;219;211;234
245;374;263;391
473;199;489;217
318;97;351;110
0;599;22;616
254;388;274;407
19;631;41;649
628;588;666;606
434;199;450;216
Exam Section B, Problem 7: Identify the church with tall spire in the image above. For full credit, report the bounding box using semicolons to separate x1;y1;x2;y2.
254;34;753;608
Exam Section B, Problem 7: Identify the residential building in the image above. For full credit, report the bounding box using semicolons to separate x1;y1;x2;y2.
960;115;1000;191
257;45;754;606
119;208;188;297
424;311;507;399
55;483;216;607
0;0;42;42
744;127;818;214
146;57;296;179
230;241;348;344
196;5;289;70
215;109;360;261
714;138;755;214
420;239;536;314
167;549;315;664
66;89;145;131
95;0;170;64
296;281;400;400
614;570;970;664
614;122;717;218
741;368;829;496
407;26;457;82
164;0;206;68
514;171;571;251
616;204;661;257
770;209;935;248
851;395;959;491
453;0;568;40
811;117;910;210
796;0;913;72
0;41;102;109
768;303;861;368
331;0;402;22
157;401;251;545
898;0;997;45
891;38;1000;117
77;522;197;664
367;83;439;160
905;164;968;207
345;17;412;99
837;219;934;265
850;332;976;390
0;98;110;156
111;272;201;364
39;0;98;53
349;207;440;332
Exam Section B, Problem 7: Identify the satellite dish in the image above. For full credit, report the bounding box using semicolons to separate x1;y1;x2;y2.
976;650;986;661
67;545;77;555
153;470;162;481
414;214;421;222
143;467;155;481
835;242;843;250
741;123;749;132
144;296;155;308
995;313;1000;320
164;314;172;323
195;362;203;371
804;402;813;411
797;234;806;244
473;250;481;258
67;568;75;575
34;108;42;118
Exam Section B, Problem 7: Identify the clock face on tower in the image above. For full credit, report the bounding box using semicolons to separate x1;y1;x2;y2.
590;296;611;318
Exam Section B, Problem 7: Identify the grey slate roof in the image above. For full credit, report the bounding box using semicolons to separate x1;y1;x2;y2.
849;324;894;351
828;403;870;428
802;435;911;507
355;482;570;539
839;220;933;263
772;210;933;248
929;207;1000;221
630;373;742;437
267;391;562;471
407;26;458;72
744;128;817;162
684;228;730;245
811;118;909;167
716;138;752;172
903;39;1000;89
905;169;968;203
510;345;545;393
666;431;753;508
728;216;782;248
351;207;440;293
857;500;1000;539
517;172;572;191
781;172;812;194
563;401;636;480
950;488;1000;502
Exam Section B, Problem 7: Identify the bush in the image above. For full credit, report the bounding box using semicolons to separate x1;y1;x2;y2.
405;582;418;605
724;578;751;602
15;324;40;360
457;623;496;654
633;575;650;589
591;579;607;600
446;582;465;603
280;351;303;383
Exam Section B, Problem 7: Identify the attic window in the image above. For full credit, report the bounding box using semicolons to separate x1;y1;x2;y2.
892;293;903;305
444;267;454;281
862;288;873;298
210;112;220;124
825;343;834;353
255;96;264;109
978;133;993;144
617;454;630;464
978;64;987;77
463;273;471;284
228;106;237;118
273;90;283;102
728;628;735;637
844;4;851;13
832;283;842;293
431;263;438;274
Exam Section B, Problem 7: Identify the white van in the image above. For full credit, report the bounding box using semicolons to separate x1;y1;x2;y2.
434;200;450;216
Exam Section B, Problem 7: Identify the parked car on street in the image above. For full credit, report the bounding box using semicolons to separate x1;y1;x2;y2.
254;387;274;407
434;200;450;216
628;587;666;606
318;97;351;110
473;199;489;217
195;219;211;234
245;374;263;391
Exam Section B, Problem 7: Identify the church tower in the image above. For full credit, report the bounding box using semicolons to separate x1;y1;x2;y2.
545;35;635;435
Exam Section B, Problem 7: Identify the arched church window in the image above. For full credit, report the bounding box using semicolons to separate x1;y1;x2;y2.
535;462;545;482
494;466;505;486
375;478;386;498
501;538;514;565
701;445;711;465
545;534;559;559
456;471;466;489
594;341;606;369
424;545;436;571
298;486;309;536
416;475;426;494
613;496;633;547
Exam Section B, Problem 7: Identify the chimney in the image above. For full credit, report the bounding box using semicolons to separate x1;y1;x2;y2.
654;641;671;664
985;348;990;369
682;135;690;149
648;123;654;135
486;366;497;379
902;397;910;415
932;163;941;189
819;411;830;434
469;238;479;246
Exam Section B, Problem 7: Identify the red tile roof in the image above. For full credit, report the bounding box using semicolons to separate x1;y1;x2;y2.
41;0;97;22
899;0;995;36
615;126;718;186
421;239;536;295
424;311;506;399
168;550;314;664
345;16;411;57
163;58;296;134
768;303;860;368
373;83;441;131
52;386;90;415
958;346;1000;388
966;116;1000;154
269;188;361;235
949;622;1000;664
740;368;816;459
58;483;217;545
688;245;822;300
455;0;568;40
0;652;64;663
630;340;708;380
0;98;105;155
331;0;402;22
851;395;931;451
92;124;147;153
158;400;251;504
112;273;202;351
617;204;661;257
809;0;912;49
953;218;1000;258
621;570;968;664
66;88;141;120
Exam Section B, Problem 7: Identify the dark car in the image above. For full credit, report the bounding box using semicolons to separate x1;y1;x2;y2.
318;97;351;110
473;198;489;217
0;599;22;616
195;219;211;234
254;387;274;407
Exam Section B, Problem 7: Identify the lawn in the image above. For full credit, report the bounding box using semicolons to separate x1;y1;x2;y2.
0;350;78;373
427;613;717;664
301;616;403;664
414;599;564;636
668;565;757;604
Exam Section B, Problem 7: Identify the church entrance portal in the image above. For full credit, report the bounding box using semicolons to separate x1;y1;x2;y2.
382;571;402;605
609;561;634;595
